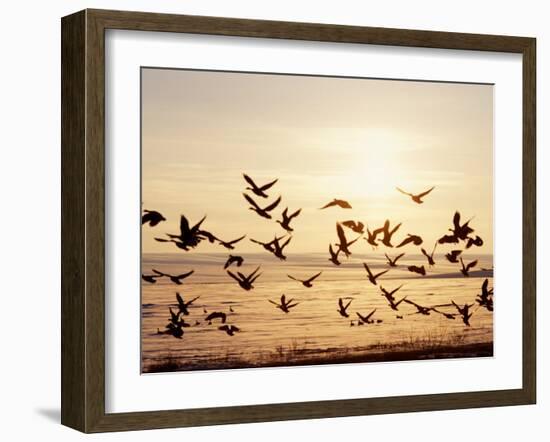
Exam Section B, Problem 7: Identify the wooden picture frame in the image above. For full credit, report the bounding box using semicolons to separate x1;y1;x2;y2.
61;8;536;433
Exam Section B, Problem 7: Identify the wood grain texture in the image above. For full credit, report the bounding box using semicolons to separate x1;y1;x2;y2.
60;8;537;433
61;10;86;431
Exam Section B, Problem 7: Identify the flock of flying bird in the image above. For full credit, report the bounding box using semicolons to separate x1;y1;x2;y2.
142;174;494;340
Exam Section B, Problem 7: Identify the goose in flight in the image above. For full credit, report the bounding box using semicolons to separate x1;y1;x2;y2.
420;242;437;266
141;273;161;284
219;324;241;336
396;234;423;248
175;293;200;316
356;309;377;325
142;209;166;227
157;323;184;339
380;286;407;311
364;226;380;248
407;265;426;276
277;207;302;232
466;235;484;249
160;214;208;250
336;223;360;257
268;294;299;313
379;284;403;301
224;255;244;269
342;220;365;234
378;220;402;248
337;298;353;318
328;244;341;266
363;262;389;285
438;234;460;245
243;173;278;198
272;235;292;261
319;199;352;210
217;234;246;250
385;252;405;267
476;278;494;311
227;266;262;290
243;193;282;219
445;250;462;263
396;186;435;204
452;211;475;240
152;269;194;285
205;311;227;324
403;299;433;316
287;271;322;288
451;300;475;326
250;235;285;253
460;257;478;277
167;307;191;328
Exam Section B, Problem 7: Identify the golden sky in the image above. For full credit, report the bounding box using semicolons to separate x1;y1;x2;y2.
141;68;493;254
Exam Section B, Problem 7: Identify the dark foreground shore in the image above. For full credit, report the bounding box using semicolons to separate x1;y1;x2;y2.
143;341;493;374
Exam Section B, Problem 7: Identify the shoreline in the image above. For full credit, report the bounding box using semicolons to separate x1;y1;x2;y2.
143;341;493;374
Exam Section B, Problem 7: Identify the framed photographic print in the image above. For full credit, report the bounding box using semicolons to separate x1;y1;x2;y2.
61;9;536;433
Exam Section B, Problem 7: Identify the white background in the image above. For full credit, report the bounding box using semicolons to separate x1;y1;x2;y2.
0;0;547;440
106;30;523;413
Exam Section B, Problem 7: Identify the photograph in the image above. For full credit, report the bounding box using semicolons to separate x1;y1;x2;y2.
140;67;494;374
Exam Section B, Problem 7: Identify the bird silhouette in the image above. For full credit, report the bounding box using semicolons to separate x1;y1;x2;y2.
158;214;208;250
396;186;435;204
272;235;292;261
227;266;262;290
380;286;407;311
476;278;494;311
328;244;341;266
453;211;475;240
175;293;200;316
407;265;426;276
319;199;352;209
287;271;322;288
403;299;433;315
268;294;299;313
152;269;194;285
459;257;478;277
142;209;166;226
356;309;377;325
217;234;246;250
451;300;475;326
363;262;389;285
420;242;437;266
445;250;462;263
336;223;360;257
250;235;285;253
438;234;459;245
385;253;405;267
465;235;484;249
396;234;423;248
224;255;244;269
341;220;365;234
205;311;227;324
157;323;184;339
243;173;278;198
219;324;240;336
378;220;402;247
277;208;302;232
243;193;281;219
364;226;380;248
141;273;161;284
337;298;353;317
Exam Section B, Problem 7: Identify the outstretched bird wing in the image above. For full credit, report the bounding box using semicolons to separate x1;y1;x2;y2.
243;193;262;210
466;260;478;271
306;271;322;283
373;269;390;279
396;187;413;197
175;270;194;279
242;173;259;190
263;196;282;212
226;234;246;245
287;274;299;282
226;271;241;282
417;186;435;198
259;178;278;191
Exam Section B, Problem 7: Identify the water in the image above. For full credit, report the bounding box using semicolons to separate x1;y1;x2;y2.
141;252;493;373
